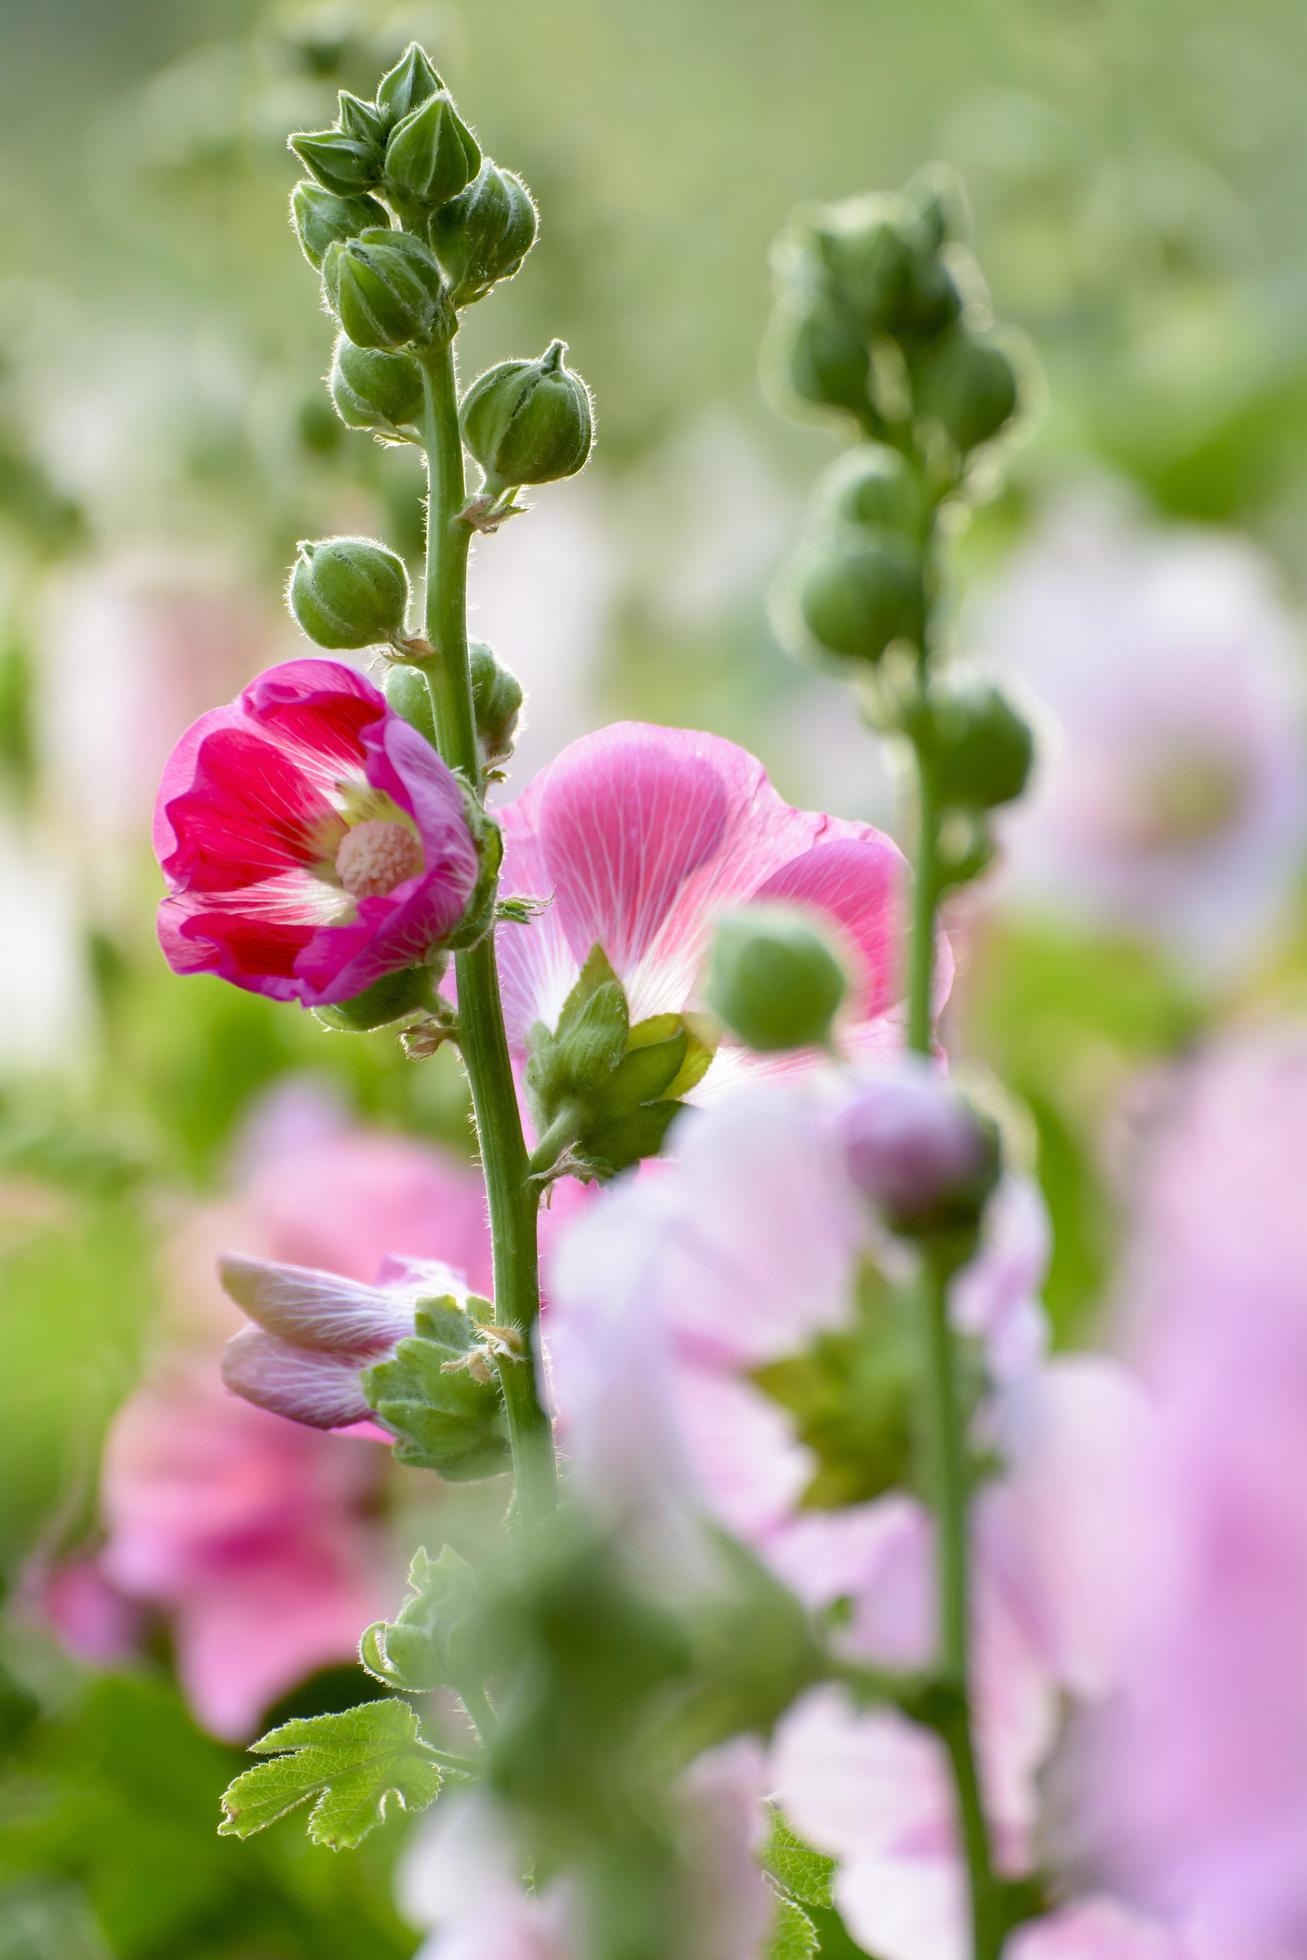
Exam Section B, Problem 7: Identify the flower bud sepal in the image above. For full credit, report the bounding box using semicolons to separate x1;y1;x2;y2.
524;946;713;1183
312;959;445;1034
322;230;455;354
461;340;594;492
288;536;411;649
363;1293;512;1480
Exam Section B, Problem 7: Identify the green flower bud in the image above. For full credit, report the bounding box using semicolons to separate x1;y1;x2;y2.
288;536;411;649
384;663;437;747
704;904;848;1053
768;291;870;416
329;334;424;433
470;642;523;764
288;125;381;198
384;92;480;209
375;42;444;132
430;160;538;305
337;90;387;149
913;329;1020;453
322;228;454;352
816;445;923;537
793;525;920;664
810;193;919;335
290;182;389;271
922;673;1035;811
461;340;595;490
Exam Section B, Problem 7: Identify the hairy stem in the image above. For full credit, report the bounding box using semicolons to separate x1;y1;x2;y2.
417;342;558;1526
906;544;1003;1960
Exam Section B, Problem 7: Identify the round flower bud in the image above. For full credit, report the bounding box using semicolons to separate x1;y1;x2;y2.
840;1057;1000;1236
922;673;1034;811
793;525;920;664
290;182;389;271
376;43;444;132
703;903;848;1054
288;126;382;198
322;229;454;352
816;445;923;537
337;90;387;150
913;329;1020;453
429;160;538;305
768;291;870;417
384;92;481;209
461;340;595;489
330;334;424;433
383;663;437;748
811;193;919;335
469;642;523;765
288;536;410;649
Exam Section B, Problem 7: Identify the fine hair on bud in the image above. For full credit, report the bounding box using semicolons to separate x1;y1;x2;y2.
288;536;411;649
461;340;595;490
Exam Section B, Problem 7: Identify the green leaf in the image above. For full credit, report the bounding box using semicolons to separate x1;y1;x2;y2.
362;1297;511;1480
763;1807;836;1910
767;1890;820;1958
218;1701;444;1850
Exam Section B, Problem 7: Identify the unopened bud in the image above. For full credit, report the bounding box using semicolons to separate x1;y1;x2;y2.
330;334;424;433
430;160;538;305
375;43;444;132
703;904;848;1053
810;194;919;335
768;291;870;417
289;536;410;649
792;525;920;664
461;340;594;490
384;663;437;747
288;126;381;198
913;328;1020;453
816;445;923;537
384;92;480;208
469;642;523;764
337;90;387;149
840;1058;999;1235
322;228;454;352
922;673;1034;811
290;182;389;271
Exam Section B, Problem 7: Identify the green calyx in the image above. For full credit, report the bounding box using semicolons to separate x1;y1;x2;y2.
360;1547;481;1696
322;228;454;353
524;946;713;1182
703;904;849;1054
312;961;444;1034
375;43;444;133
383;661;437;746
469;641;524;766
288;535;410;649
430;159;538;305
790;523;921;666
461;340;595;491
918;672;1035;812
330;334;424;434
363;1294;512;1479
288;126;382;199
290;182;389;270
385;91;481;209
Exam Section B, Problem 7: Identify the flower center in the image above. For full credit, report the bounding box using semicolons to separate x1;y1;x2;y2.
334;820;424;897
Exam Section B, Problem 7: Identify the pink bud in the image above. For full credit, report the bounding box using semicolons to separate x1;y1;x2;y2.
839;1057;996;1232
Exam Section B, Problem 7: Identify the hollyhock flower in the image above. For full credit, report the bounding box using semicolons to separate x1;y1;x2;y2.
768;1360;1154;1960
154;658;480;1006
55;1096;490;1738
546;1070;1049;1553
493;722;936;1099
972;493;1306;968
1064;1026;1307;1955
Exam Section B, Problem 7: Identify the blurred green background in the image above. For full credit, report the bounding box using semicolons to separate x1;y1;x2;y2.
2;0;1306;1953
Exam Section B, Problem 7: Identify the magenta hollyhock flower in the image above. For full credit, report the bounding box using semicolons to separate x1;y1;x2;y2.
154;658;479;1005
493;722;935;1094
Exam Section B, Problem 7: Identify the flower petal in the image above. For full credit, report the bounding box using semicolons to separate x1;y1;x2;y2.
217;1251;415;1353
221;1329;376;1428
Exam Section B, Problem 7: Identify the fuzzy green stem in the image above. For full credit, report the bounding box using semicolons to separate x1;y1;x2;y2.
417;341;559;1526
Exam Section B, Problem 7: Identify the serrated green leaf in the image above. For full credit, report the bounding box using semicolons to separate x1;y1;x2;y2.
218;1701;443;1850
763;1807;837;1910
767;1890;820;1958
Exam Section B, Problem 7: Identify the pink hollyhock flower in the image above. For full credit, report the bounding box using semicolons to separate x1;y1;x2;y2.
768;1359;1154;1960
973;494;1306;969
494;722;935;1097
545;1071;1049;1553
1010;1901;1192;1960
1065;1026;1307;1955
154;658;479;1005
60;1096;490;1739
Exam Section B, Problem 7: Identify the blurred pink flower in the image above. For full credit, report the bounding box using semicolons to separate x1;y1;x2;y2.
53;1099;489;1739
1010;1901;1192;1960
546;1072;1049;1551
1067;1025;1307;1956
154;659;478;1005
769;1360;1152;1960
974;495;1306;968
494;723;932;1098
